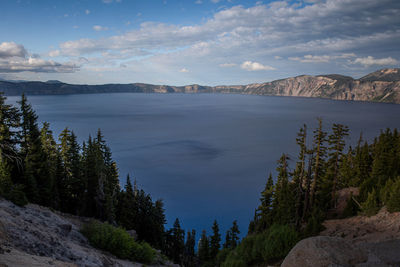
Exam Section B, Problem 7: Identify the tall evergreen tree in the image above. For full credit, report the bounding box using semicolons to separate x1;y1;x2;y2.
326;123;349;207
18;94;50;205
256;173;274;232
272;154;294;224
209;220;221;259
310;118;327;209
293;124;307;227
198;230;210;262
183;229;196;267
168;218;185;264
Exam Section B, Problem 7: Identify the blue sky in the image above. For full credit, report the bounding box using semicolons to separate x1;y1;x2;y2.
0;0;399;85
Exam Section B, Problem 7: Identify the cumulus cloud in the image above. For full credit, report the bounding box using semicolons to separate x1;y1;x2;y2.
0;42;27;58
180;68;189;72
0;57;79;73
241;61;275;71
0;42;80;73
289;53;357;63
93;25;108;31
219;63;237;67
353;56;398;66
48;50;61;57
47;0;400;83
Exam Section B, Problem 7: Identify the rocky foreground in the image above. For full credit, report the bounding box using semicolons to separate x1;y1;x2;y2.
0;199;174;267
1;197;400;267
1;68;400;104
282;207;400;266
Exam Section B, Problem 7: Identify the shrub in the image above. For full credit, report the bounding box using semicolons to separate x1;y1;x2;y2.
262;224;299;262
8;184;28;207
387;178;400;212
81;221;155;264
361;189;379;216
221;224;299;266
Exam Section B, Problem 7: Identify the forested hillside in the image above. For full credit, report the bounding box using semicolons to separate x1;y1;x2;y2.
1;92;400;266
218;120;400;266
1;68;400;104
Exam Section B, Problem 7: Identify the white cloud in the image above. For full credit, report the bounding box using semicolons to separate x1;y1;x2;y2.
0;42;27;58
195;0;203;4
219;63;237;67
241;61;275;71
47;0;400;84
0;42;80;73
0;57;79;73
49;50;60;57
85;9;90;15
289;53;357;63
289;55;331;63
211;0;221;3
93;25;108;31
180;68;189;72
353;56;398;66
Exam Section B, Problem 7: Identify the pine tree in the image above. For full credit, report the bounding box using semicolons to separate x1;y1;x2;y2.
210;220;221;259
326;123;349;208
229;220;240;249
198;229;210;262
310;118;327;209
0;93;20;180
256;173;274;232
293;124;307;227
168;218;185;264
183;229;196;267
18;94;50;205
116;175;137;230
272;154;294;224
40;122;61;209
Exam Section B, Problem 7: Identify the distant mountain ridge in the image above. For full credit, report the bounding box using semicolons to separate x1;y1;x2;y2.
1;68;400;104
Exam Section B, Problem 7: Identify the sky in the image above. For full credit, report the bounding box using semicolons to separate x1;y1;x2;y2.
0;0;399;85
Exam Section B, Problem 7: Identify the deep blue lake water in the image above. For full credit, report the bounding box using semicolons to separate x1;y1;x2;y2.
6;93;400;239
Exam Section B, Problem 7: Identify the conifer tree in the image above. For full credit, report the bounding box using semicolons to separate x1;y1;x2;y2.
40;122;61;208
18;94;50;205
293;124;307;227
198;230;210;262
310;118;327;209
183;229;196;267
272;154;294;224
168;218;185;264
256;173;274;232
326;123;349;208
210;220;221;259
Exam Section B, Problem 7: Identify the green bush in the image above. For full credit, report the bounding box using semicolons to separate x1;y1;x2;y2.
81;221;155;264
361;189;379;216
221;224;299;266
8;184;28;207
262;224;299;262
387;178;400;212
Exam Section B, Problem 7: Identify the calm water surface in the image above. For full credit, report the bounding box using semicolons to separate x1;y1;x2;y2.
7;93;400;238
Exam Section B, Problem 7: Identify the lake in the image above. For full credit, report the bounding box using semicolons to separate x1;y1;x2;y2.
6;93;400;239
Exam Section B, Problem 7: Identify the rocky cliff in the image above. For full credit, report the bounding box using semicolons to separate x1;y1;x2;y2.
0;199;174;267
282;207;400;266
1;68;400;104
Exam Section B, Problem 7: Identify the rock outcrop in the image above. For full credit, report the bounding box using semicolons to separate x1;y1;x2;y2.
282;207;400;266
1;68;400;104
0;199;173;267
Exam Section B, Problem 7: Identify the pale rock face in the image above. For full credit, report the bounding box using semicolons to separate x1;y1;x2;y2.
281;236;369;267
0;199;171;267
